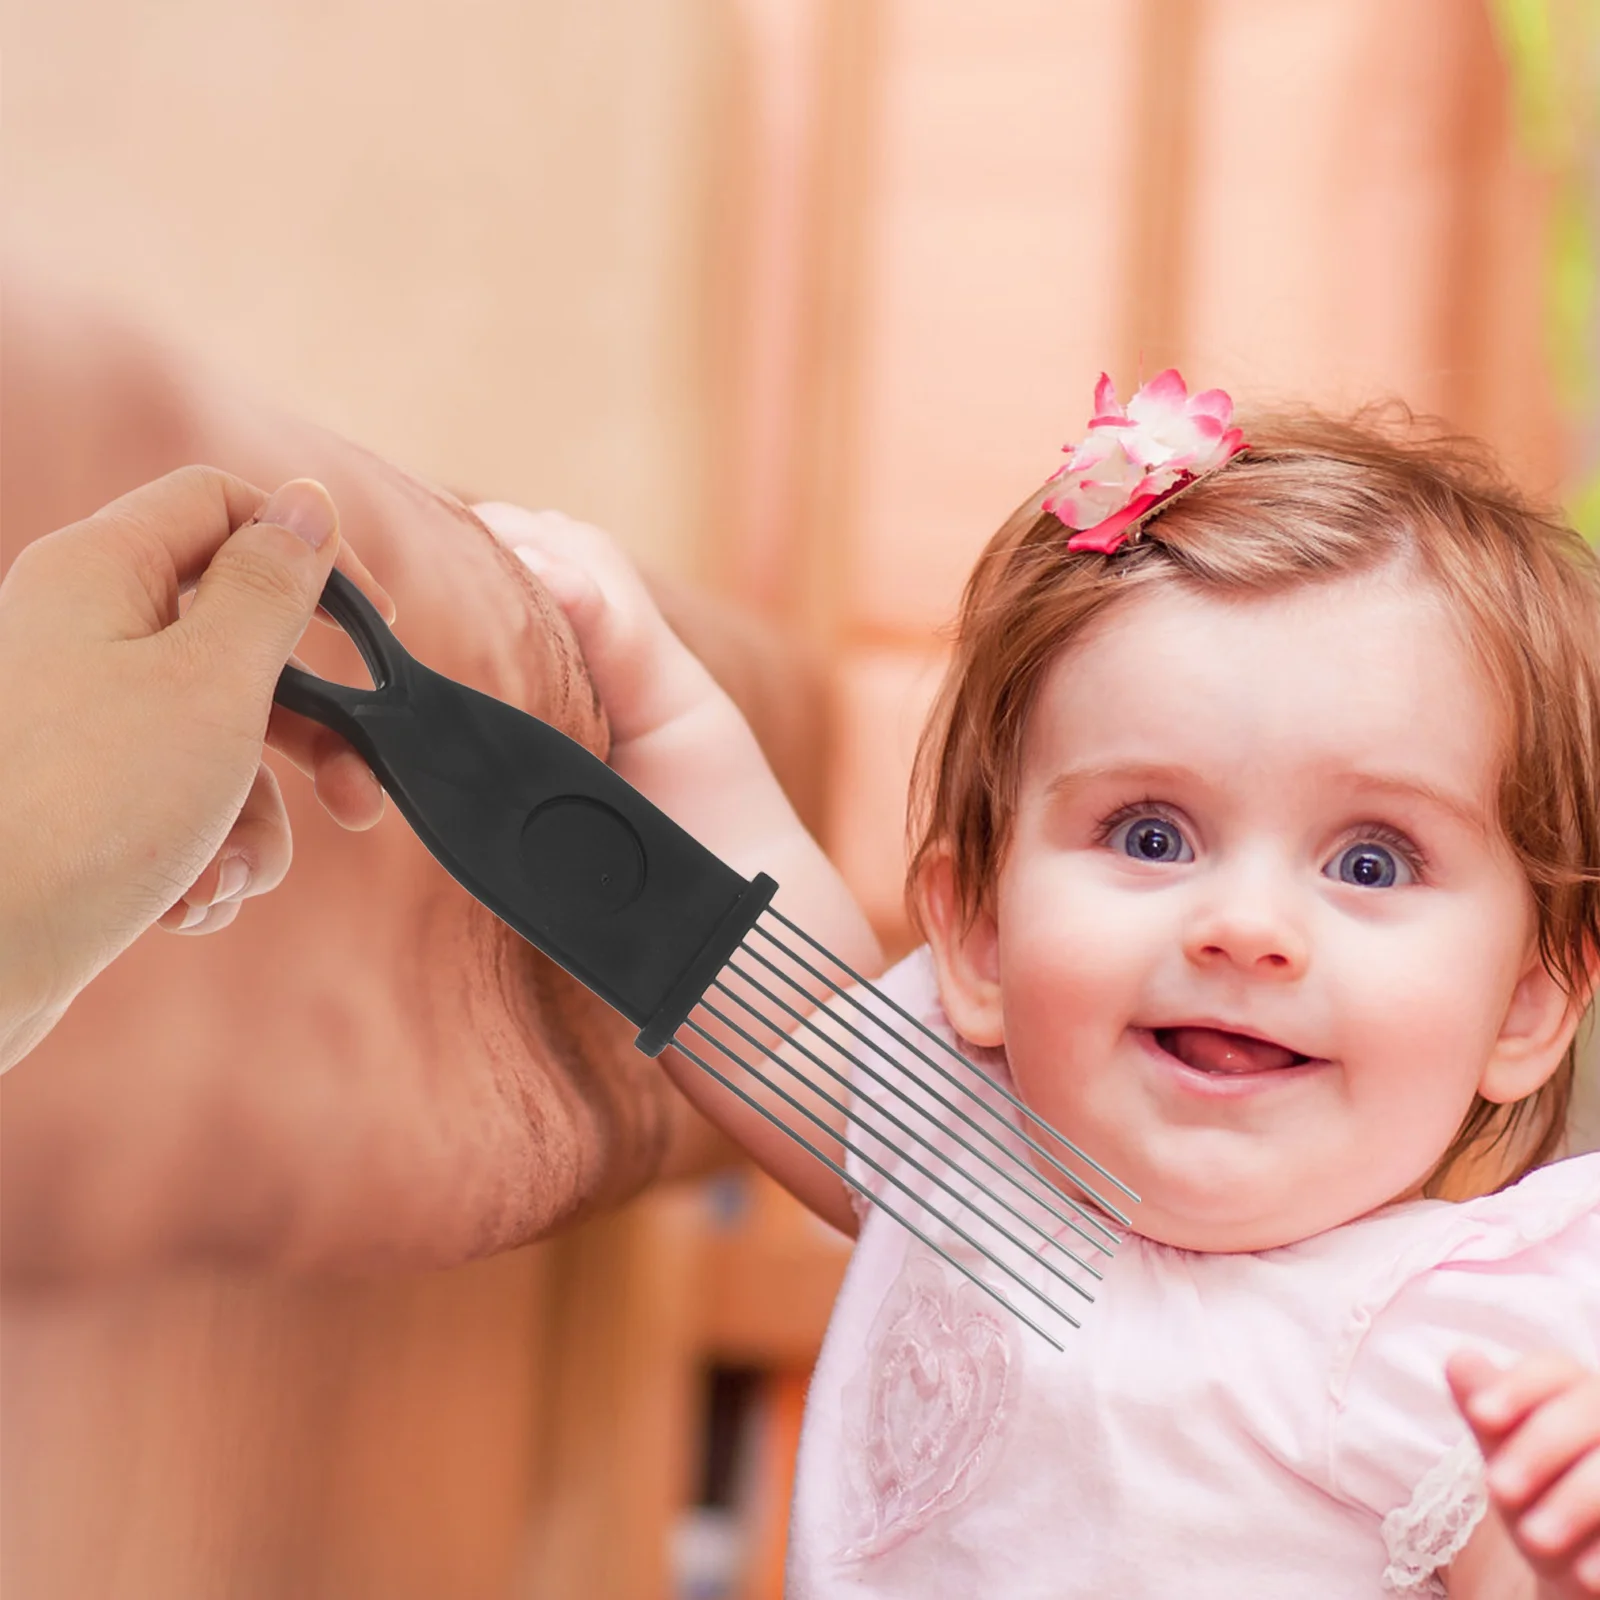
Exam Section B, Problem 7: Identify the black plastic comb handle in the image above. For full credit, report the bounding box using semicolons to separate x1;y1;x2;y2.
274;568;776;1055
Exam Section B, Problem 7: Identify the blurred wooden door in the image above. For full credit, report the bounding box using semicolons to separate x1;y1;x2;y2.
3;2;1586;1598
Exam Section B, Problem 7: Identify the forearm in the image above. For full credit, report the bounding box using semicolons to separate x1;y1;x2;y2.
612;681;881;1235
478;503;888;1232
0;852;61;1076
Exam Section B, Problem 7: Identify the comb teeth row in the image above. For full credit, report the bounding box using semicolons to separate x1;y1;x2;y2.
671;907;1138;1351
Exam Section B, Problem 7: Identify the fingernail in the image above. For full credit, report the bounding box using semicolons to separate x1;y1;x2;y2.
1520;1506;1566;1550
1488;1461;1524;1499
176;900;208;931
515;544;554;577
1470;1390;1512;1426
214;857;251;904
257;479;336;549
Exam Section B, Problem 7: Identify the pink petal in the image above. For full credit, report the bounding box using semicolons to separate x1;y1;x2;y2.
1187;387;1234;424
1140;369;1189;406
1218;428;1246;459
1066;436;1115;474
1119;432;1158;467
1041;487;1086;523
1139;465;1188;496
1190;414;1224;441
1122;432;1189;471
1092;372;1123;420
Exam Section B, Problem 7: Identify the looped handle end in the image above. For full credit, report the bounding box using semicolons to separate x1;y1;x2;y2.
313;568;410;691
272;568;413;746
274;661;377;730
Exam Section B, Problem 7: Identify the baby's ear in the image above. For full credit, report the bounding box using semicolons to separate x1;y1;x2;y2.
917;850;1006;1048
1478;943;1591;1104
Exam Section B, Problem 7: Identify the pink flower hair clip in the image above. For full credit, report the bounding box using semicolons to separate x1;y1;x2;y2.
1041;369;1247;554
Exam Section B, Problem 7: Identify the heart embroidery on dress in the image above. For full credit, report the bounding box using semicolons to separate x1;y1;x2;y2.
842;1247;1016;1559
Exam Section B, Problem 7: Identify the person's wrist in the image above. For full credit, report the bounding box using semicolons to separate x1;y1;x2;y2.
0;880;71;1073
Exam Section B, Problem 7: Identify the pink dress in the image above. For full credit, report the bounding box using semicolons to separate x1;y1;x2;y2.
787;948;1600;1598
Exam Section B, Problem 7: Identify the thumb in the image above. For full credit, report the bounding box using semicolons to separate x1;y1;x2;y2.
178;478;341;698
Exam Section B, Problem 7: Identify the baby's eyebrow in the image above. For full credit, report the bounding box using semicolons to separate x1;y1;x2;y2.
1041;761;1200;801
1338;773;1491;835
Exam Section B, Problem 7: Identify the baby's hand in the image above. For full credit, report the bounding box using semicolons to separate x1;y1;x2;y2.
1448;1348;1600;1596
473;504;725;764
472;504;857;914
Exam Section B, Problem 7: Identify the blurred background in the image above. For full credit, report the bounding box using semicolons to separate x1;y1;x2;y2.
4;1;1597;1596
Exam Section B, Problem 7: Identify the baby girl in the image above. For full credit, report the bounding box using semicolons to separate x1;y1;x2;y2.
480;374;1600;1597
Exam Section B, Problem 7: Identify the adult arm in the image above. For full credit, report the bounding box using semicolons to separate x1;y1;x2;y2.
0;268;803;1282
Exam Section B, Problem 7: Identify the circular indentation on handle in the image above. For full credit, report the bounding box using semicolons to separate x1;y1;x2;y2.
520;797;646;914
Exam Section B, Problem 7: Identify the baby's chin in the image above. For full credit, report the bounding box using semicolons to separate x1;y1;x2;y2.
1122;1204;1326;1255
1034;1157;1325;1253
1024;1130;1326;1252
1016;1093;1445;1254
1105;1171;1434;1254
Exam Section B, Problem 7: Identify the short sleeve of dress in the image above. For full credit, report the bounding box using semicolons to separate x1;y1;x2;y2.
838;945;1013;1230
1327;1154;1600;1597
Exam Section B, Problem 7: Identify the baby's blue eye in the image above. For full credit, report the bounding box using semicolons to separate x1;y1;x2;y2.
1110;814;1193;864
1328;842;1411;889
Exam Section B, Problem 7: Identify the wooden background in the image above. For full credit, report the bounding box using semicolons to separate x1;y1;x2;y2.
4;1;1592;1595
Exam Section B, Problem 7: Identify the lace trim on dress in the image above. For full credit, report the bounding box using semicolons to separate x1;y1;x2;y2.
1380;1434;1488;1597
838;1248;1016;1561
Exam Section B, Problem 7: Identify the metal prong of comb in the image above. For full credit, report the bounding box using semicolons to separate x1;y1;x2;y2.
683;1014;1085;1331
708;970;1105;1284
697;994;1098;1311
752;911;1136;1223
673;1025;1075;1350
725;945;1117;1261
755;909;1139;1219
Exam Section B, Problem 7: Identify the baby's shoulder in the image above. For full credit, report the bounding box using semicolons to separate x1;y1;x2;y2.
1314;1154;1600;1515
1169;1157;1599;1469
1331;1151;1600;1363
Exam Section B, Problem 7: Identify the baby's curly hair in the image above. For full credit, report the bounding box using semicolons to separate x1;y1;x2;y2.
907;405;1600;1198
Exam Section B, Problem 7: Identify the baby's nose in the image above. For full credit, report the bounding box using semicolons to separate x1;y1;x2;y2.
1182;893;1309;978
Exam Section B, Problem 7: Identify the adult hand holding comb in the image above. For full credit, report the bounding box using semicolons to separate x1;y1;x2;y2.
0;467;390;1073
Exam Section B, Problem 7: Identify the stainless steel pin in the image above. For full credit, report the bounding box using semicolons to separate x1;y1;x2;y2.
743;921;1130;1244
700;990;1099;1309
674;1024;1073;1350
688;1009;1083;1329
713;964;1107;1281
726;946;1118;1259
753;909;1139;1222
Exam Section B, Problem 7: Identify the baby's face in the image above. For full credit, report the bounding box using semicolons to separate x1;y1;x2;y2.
930;566;1576;1252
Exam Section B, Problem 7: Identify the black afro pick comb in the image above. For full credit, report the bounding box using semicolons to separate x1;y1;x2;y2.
274;568;1137;1348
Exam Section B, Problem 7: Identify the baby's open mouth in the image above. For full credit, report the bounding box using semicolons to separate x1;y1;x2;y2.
1154;1026;1311;1075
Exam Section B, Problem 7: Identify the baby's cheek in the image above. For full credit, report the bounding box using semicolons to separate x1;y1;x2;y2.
1331;956;1495;1152
999;871;1160;989
997;887;1151;1057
